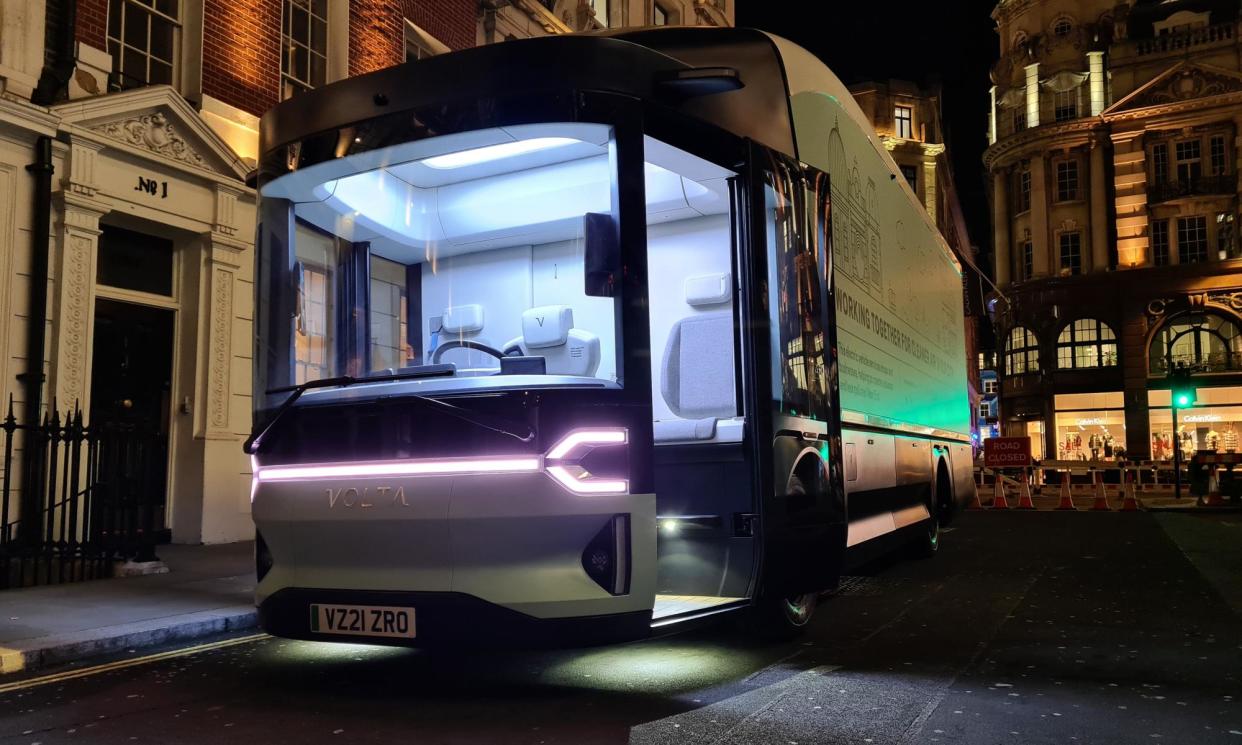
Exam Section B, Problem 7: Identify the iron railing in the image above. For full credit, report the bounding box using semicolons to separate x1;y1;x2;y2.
1;399;164;590
1147;173;1237;203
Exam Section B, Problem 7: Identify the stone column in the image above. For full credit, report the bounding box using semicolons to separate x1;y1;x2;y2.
922;144;944;228
1025;63;1040;129
1090;137;1109;272
1030;155;1050;275
1087;51;1106;116
0;0;46;98
993;169;1011;287
199;186;246;441
52;140;110;415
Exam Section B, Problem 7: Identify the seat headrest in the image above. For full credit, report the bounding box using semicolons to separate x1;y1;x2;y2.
442;304;484;334
685;272;731;307
522;305;573;349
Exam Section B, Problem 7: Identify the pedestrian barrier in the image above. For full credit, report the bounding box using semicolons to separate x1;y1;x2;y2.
1120;470;1141;512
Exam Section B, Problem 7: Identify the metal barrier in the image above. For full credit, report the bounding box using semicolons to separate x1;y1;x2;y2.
1;399;164;590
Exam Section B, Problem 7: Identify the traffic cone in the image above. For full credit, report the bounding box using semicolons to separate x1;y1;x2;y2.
1203;466;1225;506
1056;471;1077;510
991;476;1010;510
1090;471;1112;511
1120;469;1141;512
1015;467;1036;510
968;472;985;510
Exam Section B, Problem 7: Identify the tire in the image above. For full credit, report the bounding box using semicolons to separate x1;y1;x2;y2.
747;470;820;640
911;467;950;559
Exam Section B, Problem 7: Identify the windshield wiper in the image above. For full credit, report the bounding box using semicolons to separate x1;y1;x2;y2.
244;365;534;454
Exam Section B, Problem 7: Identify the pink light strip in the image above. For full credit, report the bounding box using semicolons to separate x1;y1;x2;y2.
546;429;628;461
255;457;542;482
545;465;628;495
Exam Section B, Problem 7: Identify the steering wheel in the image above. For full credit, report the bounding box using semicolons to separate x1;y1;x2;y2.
431;339;507;365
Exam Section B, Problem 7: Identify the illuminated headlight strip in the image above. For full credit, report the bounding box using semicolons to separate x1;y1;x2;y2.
545;465;628;495
545;429;627;460
254;457;542;482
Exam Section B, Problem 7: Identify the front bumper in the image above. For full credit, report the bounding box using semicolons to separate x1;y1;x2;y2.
258;587;652;648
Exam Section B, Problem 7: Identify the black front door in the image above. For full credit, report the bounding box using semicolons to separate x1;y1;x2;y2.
90;298;174;547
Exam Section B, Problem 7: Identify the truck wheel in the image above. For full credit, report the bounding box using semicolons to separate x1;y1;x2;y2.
747;470;820;640
747;591;819;640
911;467;950;559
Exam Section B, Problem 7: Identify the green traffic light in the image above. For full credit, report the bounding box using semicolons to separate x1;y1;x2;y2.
1175;393;1190;407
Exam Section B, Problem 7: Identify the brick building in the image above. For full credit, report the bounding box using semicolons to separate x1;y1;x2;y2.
0;1;732;557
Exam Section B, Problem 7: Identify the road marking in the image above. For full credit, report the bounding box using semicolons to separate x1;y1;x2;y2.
0;634;267;694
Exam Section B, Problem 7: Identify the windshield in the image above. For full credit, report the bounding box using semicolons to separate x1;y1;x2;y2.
255;121;732;417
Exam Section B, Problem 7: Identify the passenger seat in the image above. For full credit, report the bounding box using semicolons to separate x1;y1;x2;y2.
503;305;600;377
655;272;736;443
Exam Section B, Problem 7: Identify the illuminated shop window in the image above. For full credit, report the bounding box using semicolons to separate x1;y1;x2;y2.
1056;318;1117;369
107;0;180;90
1053;392;1125;462
1005;326;1040;375
1148;386;1242;460
1149;313;1242;375
281;0;328;99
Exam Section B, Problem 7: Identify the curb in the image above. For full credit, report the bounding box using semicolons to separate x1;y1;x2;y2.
0;606;258;676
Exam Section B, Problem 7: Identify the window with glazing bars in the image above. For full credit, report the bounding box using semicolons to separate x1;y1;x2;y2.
895;106;913;139
1153;142;1169;184
1217;212;1235;259
1152;219;1170;266
1055;160;1079;201
106;0;179;90
1178;215;1208;263
281;0;328;99
1016;169;1031;212
1056;318;1117;369
1022;240;1034;280
1211;135;1228;175
1053;87;1078;122
1176;140;1202;182
1005;327;1040;375
1059;232;1082;275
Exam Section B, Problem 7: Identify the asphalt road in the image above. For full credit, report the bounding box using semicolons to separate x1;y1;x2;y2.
2;511;1240;744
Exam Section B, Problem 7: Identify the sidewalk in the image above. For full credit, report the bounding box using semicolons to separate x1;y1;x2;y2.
0;542;256;675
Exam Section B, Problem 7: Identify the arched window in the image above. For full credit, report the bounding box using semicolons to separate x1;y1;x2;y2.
1006;327;1040;375
1057;319;1117;369
1053;17;1073;36
1149;313;1242;375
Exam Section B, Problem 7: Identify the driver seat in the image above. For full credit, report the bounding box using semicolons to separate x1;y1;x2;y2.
503;305;600;377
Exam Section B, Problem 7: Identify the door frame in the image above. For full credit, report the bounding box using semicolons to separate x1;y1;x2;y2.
88;226;186;535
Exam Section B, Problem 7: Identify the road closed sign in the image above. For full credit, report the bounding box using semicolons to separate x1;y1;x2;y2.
984;437;1032;468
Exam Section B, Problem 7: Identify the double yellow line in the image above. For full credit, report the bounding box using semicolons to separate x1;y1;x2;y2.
0;634;267;694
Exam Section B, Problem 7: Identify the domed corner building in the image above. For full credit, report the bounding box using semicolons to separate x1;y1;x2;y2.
985;0;1242;464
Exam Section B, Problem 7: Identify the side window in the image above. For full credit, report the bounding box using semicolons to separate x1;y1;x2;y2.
764;157;829;423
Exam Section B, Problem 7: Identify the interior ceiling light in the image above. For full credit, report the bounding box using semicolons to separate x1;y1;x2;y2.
421;137;580;169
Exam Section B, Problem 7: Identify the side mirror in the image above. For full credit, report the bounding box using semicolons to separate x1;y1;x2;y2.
583;212;619;298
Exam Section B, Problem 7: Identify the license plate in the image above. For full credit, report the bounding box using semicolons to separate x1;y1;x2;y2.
309;604;416;639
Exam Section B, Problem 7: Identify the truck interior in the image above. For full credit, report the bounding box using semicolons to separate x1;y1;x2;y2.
262;123;756;622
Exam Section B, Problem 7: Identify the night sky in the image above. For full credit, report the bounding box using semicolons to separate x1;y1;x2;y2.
736;1;1000;256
